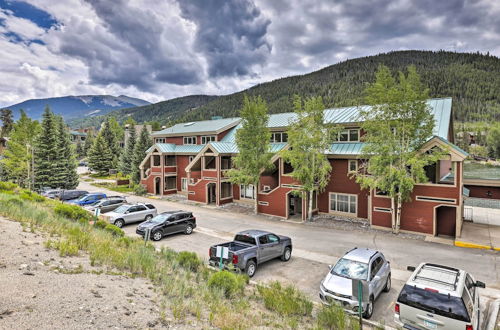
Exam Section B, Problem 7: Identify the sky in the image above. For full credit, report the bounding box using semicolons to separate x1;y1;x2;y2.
0;0;499;107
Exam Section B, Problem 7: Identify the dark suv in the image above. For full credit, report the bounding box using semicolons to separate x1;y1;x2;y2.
136;211;196;241
59;190;88;201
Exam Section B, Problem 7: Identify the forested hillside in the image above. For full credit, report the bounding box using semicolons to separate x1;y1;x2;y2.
70;50;500;128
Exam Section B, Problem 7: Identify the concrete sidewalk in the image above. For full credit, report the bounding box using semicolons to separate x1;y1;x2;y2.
456;221;500;251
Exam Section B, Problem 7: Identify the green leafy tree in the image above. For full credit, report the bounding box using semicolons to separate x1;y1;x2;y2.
131;125;151;184
281;96;337;221
33;107;60;189
227;95;273;214
0;110;40;188
56;116;79;189
486;123;500;159
147;121;161;131
87;134;113;176
119;124;136;175
356;65;441;233
0;109;14;137
124;117;137;126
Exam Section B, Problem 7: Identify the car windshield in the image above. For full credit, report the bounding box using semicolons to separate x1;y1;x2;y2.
89;200;102;206
234;234;257;245
113;205;129;213
77;195;90;201
149;214;169;224
331;258;368;280
397;284;470;322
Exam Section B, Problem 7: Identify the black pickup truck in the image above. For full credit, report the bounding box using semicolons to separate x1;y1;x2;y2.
209;229;292;277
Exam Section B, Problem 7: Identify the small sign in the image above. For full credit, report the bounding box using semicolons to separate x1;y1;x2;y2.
216;246;229;259
94;208;101;217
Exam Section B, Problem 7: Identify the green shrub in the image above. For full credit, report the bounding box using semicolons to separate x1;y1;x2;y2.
257;281;313;316
118;236;134;247
0;182;18;191
94;219;108;229
19;189;45;202
54;203;91;222
133;184;147;196
316;303;349;329
208;271;247;298
6;197;24;206
104;224;125;237
56;239;79;256
177;251;202;272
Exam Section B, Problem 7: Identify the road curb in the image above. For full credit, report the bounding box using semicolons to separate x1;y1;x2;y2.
454;240;494;250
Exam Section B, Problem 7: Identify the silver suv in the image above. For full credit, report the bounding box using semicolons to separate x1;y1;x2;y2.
395;263;485;330
102;203;157;228
84;196;127;213
319;247;391;319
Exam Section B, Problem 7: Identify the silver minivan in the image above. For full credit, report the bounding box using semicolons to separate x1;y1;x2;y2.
395;263;485;330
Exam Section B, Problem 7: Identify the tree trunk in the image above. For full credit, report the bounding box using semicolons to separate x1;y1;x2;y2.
391;197;396;233
307;190;314;221
395;193;402;234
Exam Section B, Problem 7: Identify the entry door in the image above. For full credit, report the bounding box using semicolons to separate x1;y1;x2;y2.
208;183;216;204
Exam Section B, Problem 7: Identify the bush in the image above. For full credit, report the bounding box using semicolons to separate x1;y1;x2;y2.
133;184;147;196
0;182;18;191
316;303;350;330
257;281;313;316
104;224;125;237
19;189;45;202
208;271;247;298
54;203;92;222
94;219;108;229
177;251;202;272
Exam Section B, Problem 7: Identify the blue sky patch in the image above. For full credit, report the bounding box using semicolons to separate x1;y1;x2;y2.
0;0;57;29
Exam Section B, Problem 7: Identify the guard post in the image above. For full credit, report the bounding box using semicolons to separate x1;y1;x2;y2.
144;228;151;245
93;207;100;225
352;279;368;329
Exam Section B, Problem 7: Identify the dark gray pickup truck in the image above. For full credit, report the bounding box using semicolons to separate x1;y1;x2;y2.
209;229;292;277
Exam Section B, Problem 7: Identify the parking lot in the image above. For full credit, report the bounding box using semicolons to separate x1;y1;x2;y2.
79;179;500;327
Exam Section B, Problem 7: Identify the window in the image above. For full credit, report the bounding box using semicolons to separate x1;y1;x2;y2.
258;236;268;244
375;190;389;197
204;156;216;170
165;155;176;166
221;156;232;170
374;207;391;213
165;176;176;190
189;156;194;163
145;204;155;209
220;182;232;198
337;129;360;142
136;205;147;211
267;234;279;243
153;155;161;166
370;257;383;280
270;132;288;143
329;193;357;214
155;138;166;144
240;184;255;199
183;136;196;145
283;161;293;174
348;160;358;172
181;178;188;191
201;135;216;144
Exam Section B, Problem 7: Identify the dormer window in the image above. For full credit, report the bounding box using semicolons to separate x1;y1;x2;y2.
201;135;216;144
337;129;359;142
155;138;166;144
183;136;196;145
270;132;288;143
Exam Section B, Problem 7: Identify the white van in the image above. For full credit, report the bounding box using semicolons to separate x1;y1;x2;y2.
395;263;485;330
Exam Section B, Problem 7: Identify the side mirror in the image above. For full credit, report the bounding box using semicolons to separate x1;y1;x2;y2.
475;281;486;288
328;265;332;270
407;266;416;272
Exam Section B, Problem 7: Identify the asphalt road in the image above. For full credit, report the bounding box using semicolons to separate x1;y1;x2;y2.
78;177;500;327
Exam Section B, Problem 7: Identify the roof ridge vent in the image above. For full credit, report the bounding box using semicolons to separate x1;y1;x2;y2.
184;122;195;126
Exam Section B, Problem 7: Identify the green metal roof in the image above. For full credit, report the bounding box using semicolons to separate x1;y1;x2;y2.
328;143;365;155
210;141;287;154
69;130;87;136
152;117;240;136
146;143;204;154
434;135;468;156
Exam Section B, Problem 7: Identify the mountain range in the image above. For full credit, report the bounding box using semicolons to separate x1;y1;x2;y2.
2;95;150;121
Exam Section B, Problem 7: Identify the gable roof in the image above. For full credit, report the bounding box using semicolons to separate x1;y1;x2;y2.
151;117;241;137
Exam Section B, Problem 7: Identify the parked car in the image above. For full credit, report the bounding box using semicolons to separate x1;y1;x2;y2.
78;160;88;166
84;196;127;213
395;263;485;330
41;189;62;199
208;230;292;277
67;192;107;206
102;203;157;228
319;247;391;319
136;211;196;241
59;190;88;201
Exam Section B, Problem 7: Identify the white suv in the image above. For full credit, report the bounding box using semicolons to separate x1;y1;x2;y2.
395;263;485;330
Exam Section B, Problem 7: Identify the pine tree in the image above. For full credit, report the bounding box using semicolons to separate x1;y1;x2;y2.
119;124;136;175
281;96;338;221
0;110;40;188
101;118;120;169
83;133;94;156
56;117;79;189
87;134;113;176
34;107;59;189
131;125;151;184
226;95;273;214
0;109;14;137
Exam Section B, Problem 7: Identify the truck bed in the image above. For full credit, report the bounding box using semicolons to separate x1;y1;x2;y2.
214;241;254;252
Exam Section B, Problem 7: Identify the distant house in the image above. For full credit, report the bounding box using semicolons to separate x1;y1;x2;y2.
138;98;470;238
69;130;87;144
121;124;152;148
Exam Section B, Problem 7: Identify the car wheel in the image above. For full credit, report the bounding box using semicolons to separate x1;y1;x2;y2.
245;260;257;278
184;225;193;235
281;247;292;261
363;296;374;319
152;230;162;241
383;274;391;292
145;214;153;221
114;219;124;228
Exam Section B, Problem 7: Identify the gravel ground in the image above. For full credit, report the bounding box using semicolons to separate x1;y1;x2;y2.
0;217;174;330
